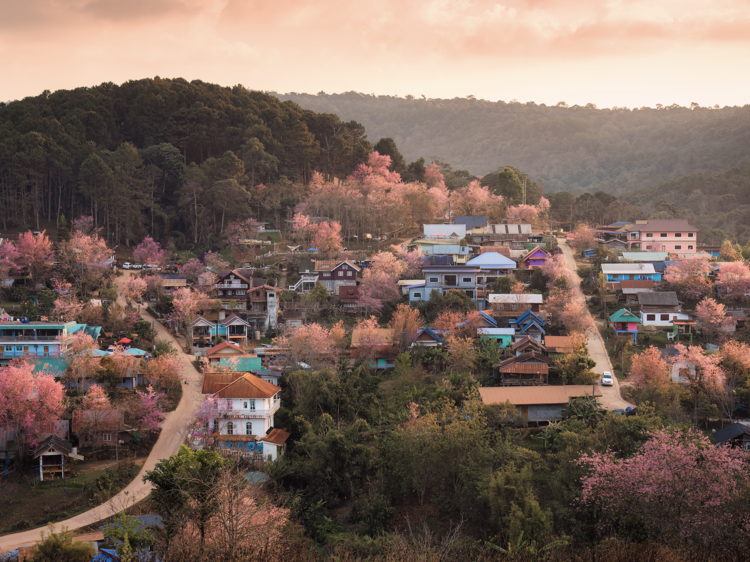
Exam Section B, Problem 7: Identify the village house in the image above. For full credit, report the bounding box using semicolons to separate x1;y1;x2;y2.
475;223;532;248
621;219;699;251
615;280;655;304
413;238;471;264
282;309;307;328
190;314;254;347
245;284;281;335
337;285;361;309
620;251;670;263
659;346;695;383
601;263;662;282
410;327;446;348
487;293;544;317
609;309;641;344
512;336;546;356
519;246;549;269
214;270;252;312
637;291;691;327
409;265;486;309
201;372;288;461
543;336;575;355
315;260;361;294
0;320;101;364
423;224;467;239
512;310;547;342
478;328;516;348
72;409;132;448
158;273;187;294
204;340;261;371
454;216;488;235
494;353;553;386
33;435;83;482
713;422;750;450
479;386;602;424
467;252;517;284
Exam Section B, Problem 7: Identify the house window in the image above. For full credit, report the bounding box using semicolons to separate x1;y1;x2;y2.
347;271;352;276
338;271;343;277
413;292;422;299
103;433;112;442
647;314;656;321
688;245;693;250
213;419;218;433
227;422;234;435
246;421;253;435
646;245;652;250
243;401;248;409
444;275;457;286
646;233;653;237
248;400;256;411
465;290;474;298
675;245;682;250
675;233;682;237
429;277;439;283
660;314;670;321
660;233;667;237
462;277;472;283
688;232;694;237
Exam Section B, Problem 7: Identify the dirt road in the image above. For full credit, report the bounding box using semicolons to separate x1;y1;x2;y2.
558;239;634;411
0;271;203;554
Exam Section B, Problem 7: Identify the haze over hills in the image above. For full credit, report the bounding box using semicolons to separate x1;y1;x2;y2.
275;92;750;196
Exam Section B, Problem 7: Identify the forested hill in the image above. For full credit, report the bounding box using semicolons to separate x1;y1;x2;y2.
623;164;750;244
0;78;371;247
275;92;750;195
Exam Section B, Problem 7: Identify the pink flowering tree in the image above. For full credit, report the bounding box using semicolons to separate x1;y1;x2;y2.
125;385;165;435
559;300;595;334
58;230;112;294
0;360;65;449
16;230;53;285
142;353;183;402
274;321;345;368
664;257;712;300
352;316;388;365
450;181;504;222
674;343;725;425
204;250;230;271
357;269;401;315
223;218;260;250
291;213;312;243
392;245;423;278
542;253;568;288
695;297;734;343
312;221;344;258
577;429;750;547
74;385;122;445
506;204;538;224
571;223;597;250
389;304;422;351
123;275;147;306
169;287;211;349
628;346;673;404
0;241;21;281
133;236;167;266
180;258;205;284
66;332;99;390
370;251;406;280
717;261;750;301
52;279;83;321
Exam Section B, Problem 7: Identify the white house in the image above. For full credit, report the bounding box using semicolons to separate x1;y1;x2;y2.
202;372;289;461
637;292;691;327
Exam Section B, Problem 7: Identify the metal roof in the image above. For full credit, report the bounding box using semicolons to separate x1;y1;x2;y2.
637;291;680;306
479;385;601;406
621;252;669;262
487;224;532;235
466;252;517;269
622;219;699;233
478;328;516;335
454;216;488;228
489;294;543;304
601;263;656;274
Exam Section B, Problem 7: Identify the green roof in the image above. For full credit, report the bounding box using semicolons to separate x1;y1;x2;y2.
609;309;641;323
30;358;70;377
219;357;262;371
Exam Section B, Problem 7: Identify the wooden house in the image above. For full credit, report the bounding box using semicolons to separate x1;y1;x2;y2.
512;336;546;356
410;327;446;348
617;280;655;304
351;328;398;369
713;422;750;450
33;435;83;481
494;352;552;386
487;294;543;317
478;328;515;348
543;336;575;355
520;246;549;269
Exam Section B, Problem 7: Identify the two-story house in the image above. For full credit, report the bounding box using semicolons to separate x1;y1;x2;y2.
0;320;101;364
409;265;487;309
201;372;289;461
487;294;544;317
609;309;641;344
245;285;281;335
214;270;251;312
519;246;549;269
637;291;691;327
415;224;470;264
476;224;532;250
190;314;253;346
601;263;661;282
622;219;699;251
454;216;488;235
315;260;361;294
467;252;517;285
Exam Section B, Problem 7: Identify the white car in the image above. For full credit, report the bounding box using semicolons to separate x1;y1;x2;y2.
122;262;131;269
601;372;614;386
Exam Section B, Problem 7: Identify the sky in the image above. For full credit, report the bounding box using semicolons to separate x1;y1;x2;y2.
2;0;750;108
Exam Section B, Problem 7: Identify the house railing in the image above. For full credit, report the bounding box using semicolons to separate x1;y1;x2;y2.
0;335;61;342
216;282;249;289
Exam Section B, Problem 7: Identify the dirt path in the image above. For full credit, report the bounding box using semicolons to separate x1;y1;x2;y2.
557;239;634;411
0;271;204;554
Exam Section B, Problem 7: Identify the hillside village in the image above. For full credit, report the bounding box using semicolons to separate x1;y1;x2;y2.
2;155;750;559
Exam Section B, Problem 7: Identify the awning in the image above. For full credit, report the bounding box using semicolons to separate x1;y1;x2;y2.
117;338;131;344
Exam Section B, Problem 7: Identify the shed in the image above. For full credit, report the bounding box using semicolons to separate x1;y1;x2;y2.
713;422;750;449
33;435;83;481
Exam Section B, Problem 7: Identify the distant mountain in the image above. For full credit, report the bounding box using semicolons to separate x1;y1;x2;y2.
275;92;750;195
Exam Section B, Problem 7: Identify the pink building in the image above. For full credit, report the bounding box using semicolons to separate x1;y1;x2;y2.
622;219;698;251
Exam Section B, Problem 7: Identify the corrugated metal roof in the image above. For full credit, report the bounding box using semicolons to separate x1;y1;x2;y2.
488;224;532;235
622;219;698;232
467;252;517;269
544;336;575;351
479;385;601;405
454;216;488;228
497;363;549;374
488;294;543;304
601;263;656;274
621;252;669;262
637;292;680;306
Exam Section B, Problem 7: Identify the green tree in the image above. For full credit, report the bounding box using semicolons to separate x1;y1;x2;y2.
33;525;95;562
373;138;406;175
57;214;71;241
103;513;155;554
491;276;513;294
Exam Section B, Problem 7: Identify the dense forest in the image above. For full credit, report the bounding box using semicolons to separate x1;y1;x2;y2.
0;78;372;247
275;92;750;195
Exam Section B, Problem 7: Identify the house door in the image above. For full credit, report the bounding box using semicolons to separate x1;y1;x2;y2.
521;406;529;416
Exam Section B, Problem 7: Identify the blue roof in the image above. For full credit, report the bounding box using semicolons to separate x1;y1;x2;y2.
219;356;262;371
518;319;546;334
653;261;668;272
466;252;517;269
407;282;426;289
92;548;120;561
610;221;630;226
85;326;102;340
517;310;544;325
244;471;270;485
30;358;69;377
67;323;87;335
454;216;488;228
124;348;150;357
415;326;446;344
93;349;108;356
458;311;497;328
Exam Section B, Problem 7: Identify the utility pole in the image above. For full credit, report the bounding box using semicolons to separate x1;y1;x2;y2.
522;176;527;206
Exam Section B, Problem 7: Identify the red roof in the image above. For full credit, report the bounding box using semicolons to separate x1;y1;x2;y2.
205;341;253;357
261;428;291;445
204;372;280;399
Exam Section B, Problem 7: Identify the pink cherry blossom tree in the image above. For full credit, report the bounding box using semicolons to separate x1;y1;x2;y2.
0;241;21;281
52;279;83;321
389;303;422;351
58;230;112;294
357;269;401;315
450;181;504;222
578;429;750;547
123;275;147;306
291;213;312;243
571;223;597;250
392;245;423;278
16;230;53;285
664;257;713;300
506;204;538;224
170;287;211;349
717;261;750;301
180;258;205;284
674;342;726;425
125;385;165;435
542;253;568;288
423;162;445;189
204;250;229;271
628;346;673;403
73;384;122;445
133;236;167;266
0;360;65;449
311;221;344;258
695;297;734;343
274;320;346;368
66;331;99;390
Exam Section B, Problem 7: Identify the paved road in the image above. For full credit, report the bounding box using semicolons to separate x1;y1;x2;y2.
558;239;634;411
0;272;204;554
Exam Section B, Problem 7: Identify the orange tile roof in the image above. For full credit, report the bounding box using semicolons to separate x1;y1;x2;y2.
261;428;291;445
204;372;280;399
479;385;602;406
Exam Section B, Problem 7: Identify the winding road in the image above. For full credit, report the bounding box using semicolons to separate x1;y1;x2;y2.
0;271;203;554
557;239;634;411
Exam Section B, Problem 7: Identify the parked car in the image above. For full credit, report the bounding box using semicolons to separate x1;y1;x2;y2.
122;262;132;269
131;263;143;270
601;372;614;386
144;264;161;271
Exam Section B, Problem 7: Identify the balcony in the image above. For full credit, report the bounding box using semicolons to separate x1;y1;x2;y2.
0;350;62;359
250;295;266;302
0;335;61;342
216;282;249;289
224;400;280;419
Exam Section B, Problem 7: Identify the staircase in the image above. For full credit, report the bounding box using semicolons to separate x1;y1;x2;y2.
289;275;319;292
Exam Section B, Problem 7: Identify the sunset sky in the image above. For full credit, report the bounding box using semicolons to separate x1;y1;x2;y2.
2;0;749;107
